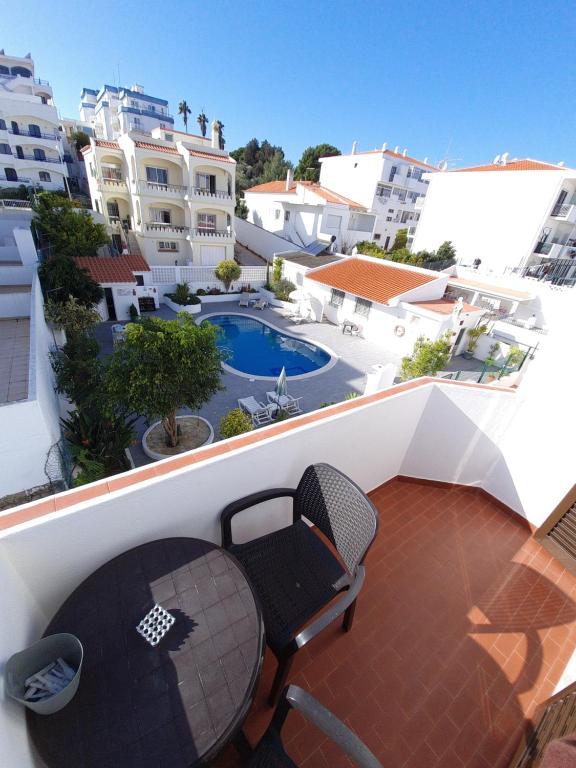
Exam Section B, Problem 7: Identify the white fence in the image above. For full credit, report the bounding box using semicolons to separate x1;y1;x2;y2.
148;264;268;294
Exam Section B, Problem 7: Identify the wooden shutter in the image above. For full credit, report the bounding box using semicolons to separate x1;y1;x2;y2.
535;485;576;575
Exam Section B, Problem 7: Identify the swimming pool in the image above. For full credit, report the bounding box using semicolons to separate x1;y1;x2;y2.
204;314;333;378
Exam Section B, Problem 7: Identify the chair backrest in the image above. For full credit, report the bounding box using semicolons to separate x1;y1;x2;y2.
295;464;378;574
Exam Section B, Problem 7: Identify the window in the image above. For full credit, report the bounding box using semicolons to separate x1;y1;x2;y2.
0;119;6;130
388;209;394;214
107;201;120;219
354;298;372;318
164;134;173;142
386;216;392;222
196;173;216;193
11;121;19;135
0;143;11;155
135;275;145;286
102;165;122;181
39;171;51;182
393;189;407;202
373;233;381;241
197;213;216;231
40;96;48;105
157;241;179;251
133;117;142;127
5;168;17;181
408;191;419;203
329;289;345;308
284;210;290;222
274;209;281;220
407;167;423;182
349;212;375;232
150;208;171;223
94;200;100;213
33;148;46;161
326;214;342;230
28;124;41;138
130;99;138;108
146;167;168;185
388;165;398;182
376;184;392;200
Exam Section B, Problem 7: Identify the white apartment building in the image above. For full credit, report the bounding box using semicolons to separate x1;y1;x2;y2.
82;122;235;265
58;116;93;195
412;156;576;283
79;83;174;140
244;143;436;253
0;51;68;192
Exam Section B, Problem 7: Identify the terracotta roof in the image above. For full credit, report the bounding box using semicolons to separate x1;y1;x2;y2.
75;254;150;284
188;149;234;164
410;299;483;315
245;180;364;209
453;159;563;173
169;129;209;141
448;276;533;301
134;141;179;155
94;140;120;150
307;258;438;304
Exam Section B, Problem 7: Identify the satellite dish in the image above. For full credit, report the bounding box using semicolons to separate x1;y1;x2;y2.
558;161;565;167
493;154;501;164
501;152;509;165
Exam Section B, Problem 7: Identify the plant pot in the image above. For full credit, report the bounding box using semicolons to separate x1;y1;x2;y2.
142;415;214;460
5;633;83;715
462;351;473;360
163;296;201;315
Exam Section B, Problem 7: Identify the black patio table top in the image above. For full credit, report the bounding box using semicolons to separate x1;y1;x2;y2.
27;537;265;768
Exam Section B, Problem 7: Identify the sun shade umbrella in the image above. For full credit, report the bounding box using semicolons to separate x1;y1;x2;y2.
275;366;287;400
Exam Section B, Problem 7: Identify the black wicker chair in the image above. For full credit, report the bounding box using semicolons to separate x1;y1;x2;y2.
221;463;379;705
246;685;383;767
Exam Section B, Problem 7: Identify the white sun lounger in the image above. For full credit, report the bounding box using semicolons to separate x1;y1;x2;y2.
238;396;275;426
266;392;303;415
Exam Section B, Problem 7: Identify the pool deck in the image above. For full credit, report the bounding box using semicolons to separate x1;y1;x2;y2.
94;303;402;467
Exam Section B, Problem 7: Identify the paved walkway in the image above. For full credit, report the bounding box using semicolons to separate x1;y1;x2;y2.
94;303;401;466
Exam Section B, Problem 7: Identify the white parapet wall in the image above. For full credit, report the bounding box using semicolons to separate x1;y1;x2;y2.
235;217;307;263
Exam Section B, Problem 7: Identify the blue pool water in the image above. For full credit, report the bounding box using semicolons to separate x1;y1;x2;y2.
205;314;331;377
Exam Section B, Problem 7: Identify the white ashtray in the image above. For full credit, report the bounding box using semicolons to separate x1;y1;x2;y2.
136;604;175;647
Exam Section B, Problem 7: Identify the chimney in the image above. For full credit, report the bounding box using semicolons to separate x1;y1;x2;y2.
381;142;387;152
402;148;407;157
211;119;219;149
394;145;400;154
351;141;357;155
285;168;294;191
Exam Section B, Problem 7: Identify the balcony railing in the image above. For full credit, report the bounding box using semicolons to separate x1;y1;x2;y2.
8;128;59;140
0;72;50;86
190;227;232;238
142;181;187;195
189;187;233;201
551;203;576;223
98;176;127;189
145;222;189;233
15;154;62;164
0;175;32;184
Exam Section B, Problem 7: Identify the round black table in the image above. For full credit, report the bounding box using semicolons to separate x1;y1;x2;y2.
28;538;265;768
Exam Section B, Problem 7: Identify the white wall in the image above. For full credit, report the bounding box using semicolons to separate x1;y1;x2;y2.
235;217;306;263
413;169;566;273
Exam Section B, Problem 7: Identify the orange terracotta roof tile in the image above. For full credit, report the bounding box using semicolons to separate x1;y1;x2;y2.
94;140;120;149
246;180;364;208
453;159;563;173
246;180;296;194
308;258;437;304
75;254;150;284
410;299;483;315
134;141;179;155
188;149;234;163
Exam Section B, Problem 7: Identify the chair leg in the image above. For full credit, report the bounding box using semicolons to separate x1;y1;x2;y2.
343;598;357;632
268;653;294;708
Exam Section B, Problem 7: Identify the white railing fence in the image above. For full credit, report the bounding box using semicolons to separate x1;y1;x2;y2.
149;264;267;293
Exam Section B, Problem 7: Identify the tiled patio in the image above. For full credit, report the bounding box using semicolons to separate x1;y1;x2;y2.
0;317;30;403
215;478;576;768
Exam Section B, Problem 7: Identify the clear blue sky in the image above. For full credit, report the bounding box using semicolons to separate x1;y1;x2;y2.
7;0;576;167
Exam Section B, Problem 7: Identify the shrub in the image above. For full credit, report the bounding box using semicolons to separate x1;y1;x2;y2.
33;192;109;258
272;256;284;284
220;408;253;439
51;333;103;407
168;283;200;306
196;288;207;296
39;255;104;307
272;278;296;301
214;259;241;292
44;297;100;339
390;228;408;251
400;333;453;381
208;287;222;295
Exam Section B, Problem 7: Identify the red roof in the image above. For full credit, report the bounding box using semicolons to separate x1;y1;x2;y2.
188;149;234;164
75;254;150;284
454;159;563;173
410;299;483;315
308;258;438;304
134;141;179;155
246;180;364;208
94;140;120;150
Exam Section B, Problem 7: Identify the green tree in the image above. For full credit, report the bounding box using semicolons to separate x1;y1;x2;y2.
215;120;225;150
33;192;109;258
436;241;457;262
214;259;241;292
294;144;341;182
197;111;208;137
178;100;191;133
272;256;284;284
220;408;253;439
390;228;408;251
106;315;223;447
230;139;292;194
235;194;248;219
39;256;103;307
69;130;90;152
51;333;103;408
44;296;100;339
400;333;453;381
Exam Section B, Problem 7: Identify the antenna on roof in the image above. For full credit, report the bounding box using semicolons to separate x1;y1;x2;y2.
493;154;501;164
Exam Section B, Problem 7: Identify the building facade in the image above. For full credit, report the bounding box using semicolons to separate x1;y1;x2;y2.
412;157;576;282
0;51;69;192
79;84;173;140
82;122;235;265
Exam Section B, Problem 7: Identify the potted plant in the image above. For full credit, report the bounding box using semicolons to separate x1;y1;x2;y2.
463;324;488;360
164;282;201;315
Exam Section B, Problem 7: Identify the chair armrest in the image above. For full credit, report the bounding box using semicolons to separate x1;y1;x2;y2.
292;566;365;650
220;488;298;547
283;685;383;768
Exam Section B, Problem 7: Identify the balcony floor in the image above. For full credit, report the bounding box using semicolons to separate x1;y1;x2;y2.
215;478;576;767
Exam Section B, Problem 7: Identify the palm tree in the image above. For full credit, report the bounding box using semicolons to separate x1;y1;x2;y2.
178;100;191;133
197;111;208;137
215;120;225;150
